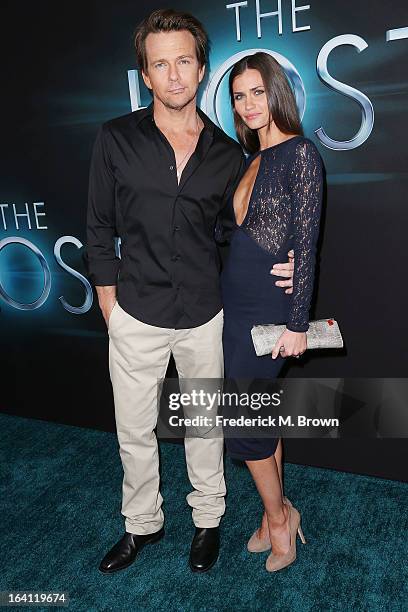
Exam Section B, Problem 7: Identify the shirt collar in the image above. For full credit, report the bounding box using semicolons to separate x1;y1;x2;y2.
133;101;215;138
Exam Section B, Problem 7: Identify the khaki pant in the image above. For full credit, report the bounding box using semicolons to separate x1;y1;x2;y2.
108;302;226;535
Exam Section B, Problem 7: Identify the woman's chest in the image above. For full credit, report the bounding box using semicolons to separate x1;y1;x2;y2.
233;155;261;226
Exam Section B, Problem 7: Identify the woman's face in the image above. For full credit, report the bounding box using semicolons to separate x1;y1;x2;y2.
232;68;270;130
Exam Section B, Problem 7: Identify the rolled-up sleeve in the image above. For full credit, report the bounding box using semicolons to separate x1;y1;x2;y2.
83;124;121;286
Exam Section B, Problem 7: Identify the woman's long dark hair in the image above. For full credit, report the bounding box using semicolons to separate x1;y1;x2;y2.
229;52;302;154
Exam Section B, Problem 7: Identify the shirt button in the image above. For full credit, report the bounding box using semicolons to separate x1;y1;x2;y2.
169;165;174;171
174;226;180;231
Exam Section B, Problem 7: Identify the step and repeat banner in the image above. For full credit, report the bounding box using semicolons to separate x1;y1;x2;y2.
1;1;407;479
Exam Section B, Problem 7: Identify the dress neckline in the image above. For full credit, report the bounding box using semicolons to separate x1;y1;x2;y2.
235;135;303;228
259;134;303;153
244;135;302;166
234;154;263;228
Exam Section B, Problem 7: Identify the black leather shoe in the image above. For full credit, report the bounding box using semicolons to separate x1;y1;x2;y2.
99;528;164;574
189;527;220;573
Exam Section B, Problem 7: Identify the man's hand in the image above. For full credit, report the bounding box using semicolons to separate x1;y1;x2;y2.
270;249;294;294
271;328;306;360
96;285;117;328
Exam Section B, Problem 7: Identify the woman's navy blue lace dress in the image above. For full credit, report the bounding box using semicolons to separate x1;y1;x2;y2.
221;136;323;460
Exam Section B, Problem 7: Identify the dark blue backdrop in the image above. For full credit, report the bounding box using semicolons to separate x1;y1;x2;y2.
1;0;407;480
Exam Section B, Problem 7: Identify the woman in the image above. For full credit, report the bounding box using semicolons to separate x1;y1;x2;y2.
221;52;323;572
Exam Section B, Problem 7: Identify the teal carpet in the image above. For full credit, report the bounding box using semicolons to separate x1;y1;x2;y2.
0;413;406;611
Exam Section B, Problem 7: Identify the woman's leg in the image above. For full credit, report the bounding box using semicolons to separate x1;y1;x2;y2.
223;322;289;551
256;439;283;538
246;448;290;555
275;438;284;492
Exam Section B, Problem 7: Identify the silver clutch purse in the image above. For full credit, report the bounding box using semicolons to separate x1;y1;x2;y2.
251;318;343;356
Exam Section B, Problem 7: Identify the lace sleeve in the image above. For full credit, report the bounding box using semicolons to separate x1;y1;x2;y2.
286;140;323;332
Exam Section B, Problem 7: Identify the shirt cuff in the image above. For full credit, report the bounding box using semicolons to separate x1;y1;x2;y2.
84;256;120;286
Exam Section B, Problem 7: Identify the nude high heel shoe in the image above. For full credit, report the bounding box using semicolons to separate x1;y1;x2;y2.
265;504;306;572
247;497;293;553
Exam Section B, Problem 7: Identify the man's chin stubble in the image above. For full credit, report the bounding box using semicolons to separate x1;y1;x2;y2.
159;90;198;112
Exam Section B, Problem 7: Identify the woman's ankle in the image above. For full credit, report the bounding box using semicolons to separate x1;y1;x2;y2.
266;503;288;529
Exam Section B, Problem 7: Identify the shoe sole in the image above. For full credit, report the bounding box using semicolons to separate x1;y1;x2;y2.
98;530;165;574
189;554;219;573
266;554;296;572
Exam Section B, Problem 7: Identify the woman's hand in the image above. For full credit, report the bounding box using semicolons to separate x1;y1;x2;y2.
271;329;307;359
270;249;295;294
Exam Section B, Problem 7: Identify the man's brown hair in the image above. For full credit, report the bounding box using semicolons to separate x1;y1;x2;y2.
134;8;208;73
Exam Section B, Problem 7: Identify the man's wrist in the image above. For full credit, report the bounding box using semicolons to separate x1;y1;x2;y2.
96;285;117;302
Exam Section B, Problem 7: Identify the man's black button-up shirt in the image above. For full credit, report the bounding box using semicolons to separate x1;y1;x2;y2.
84;103;245;329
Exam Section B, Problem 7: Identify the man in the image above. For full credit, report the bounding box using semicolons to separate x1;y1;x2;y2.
84;8;294;574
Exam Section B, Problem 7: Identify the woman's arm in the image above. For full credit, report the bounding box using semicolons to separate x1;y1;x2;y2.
271;139;323;359
286;139;324;333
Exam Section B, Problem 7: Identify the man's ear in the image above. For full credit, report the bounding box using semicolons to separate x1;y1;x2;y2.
198;64;205;84
141;69;152;90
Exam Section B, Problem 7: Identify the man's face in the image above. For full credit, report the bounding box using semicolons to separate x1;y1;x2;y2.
142;30;205;111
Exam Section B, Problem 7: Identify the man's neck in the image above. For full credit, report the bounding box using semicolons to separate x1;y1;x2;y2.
153;96;199;135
